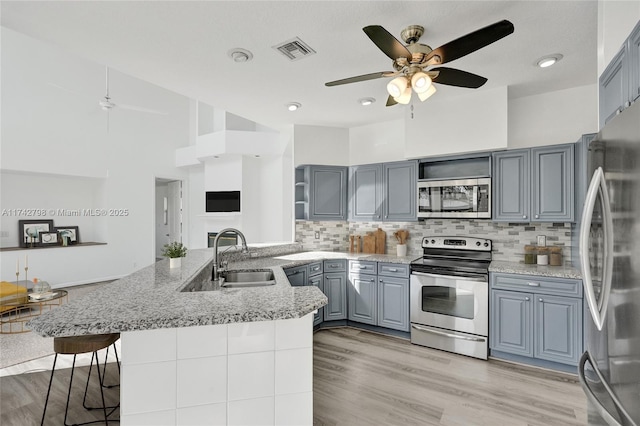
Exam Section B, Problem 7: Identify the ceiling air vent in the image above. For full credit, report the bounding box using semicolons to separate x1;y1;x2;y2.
272;37;316;61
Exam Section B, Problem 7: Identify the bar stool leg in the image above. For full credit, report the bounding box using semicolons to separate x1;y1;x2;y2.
40;354;59;426
62;355;78;426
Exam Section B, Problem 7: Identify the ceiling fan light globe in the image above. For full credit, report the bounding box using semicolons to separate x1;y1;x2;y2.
418;85;437;102
387;76;408;98
394;87;412;105
411;72;432;93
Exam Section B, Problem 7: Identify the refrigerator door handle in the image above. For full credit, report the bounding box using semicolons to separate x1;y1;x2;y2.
578;351;638;426
579;167;613;330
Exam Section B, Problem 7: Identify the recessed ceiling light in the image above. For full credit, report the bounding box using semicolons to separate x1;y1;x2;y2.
286;102;301;111
227;48;253;63
358;97;376;106
536;54;563;68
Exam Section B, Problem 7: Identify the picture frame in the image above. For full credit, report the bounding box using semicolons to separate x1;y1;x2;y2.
39;231;60;246
18;220;54;248
54;226;80;245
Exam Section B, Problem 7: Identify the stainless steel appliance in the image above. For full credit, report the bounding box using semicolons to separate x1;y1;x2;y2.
578;100;640;426
417;178;491;219
410;236;492;359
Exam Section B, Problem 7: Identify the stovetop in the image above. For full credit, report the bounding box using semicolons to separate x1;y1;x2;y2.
410;236;492;277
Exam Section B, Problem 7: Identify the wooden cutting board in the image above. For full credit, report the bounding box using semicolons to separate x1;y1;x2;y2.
375;228;386;254
363;234;377;254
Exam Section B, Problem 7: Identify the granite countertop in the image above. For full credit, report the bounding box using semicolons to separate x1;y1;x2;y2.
489;260;582;280
27;244;415;338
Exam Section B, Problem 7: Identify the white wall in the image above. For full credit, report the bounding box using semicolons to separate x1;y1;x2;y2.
508;84;598;148
0;28;190;286
293;125;349;166
405;87;509;158
349;119;405;166
598;1;640;76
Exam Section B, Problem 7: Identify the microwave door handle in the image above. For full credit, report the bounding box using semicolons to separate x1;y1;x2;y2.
473;186;479;212
578;352;636;426
580;167;606;330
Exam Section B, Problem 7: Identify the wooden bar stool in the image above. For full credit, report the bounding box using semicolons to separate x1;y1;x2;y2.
41;333;121;426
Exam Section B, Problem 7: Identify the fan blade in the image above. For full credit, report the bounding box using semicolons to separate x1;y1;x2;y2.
118;103;168;115
385;95;398;107
363;25;412;60
325;71;395;87
431;67;488;88
426;20;514;65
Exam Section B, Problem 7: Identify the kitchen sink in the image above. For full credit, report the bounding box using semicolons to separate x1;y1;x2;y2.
181;269;276;292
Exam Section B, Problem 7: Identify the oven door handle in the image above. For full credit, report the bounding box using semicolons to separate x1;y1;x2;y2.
411;324;486;342
411;271;487;282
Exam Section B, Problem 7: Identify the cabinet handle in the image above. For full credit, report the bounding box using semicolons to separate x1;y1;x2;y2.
330;265;338;268
522;215;527;219
370;279;375;282
525;297;530;301
535;214;539;219
527;282;540;287
385;214;388;218
377;215;380;219
379;279;383;282
389;268;398;272
539;298;544;302
313;267;319;271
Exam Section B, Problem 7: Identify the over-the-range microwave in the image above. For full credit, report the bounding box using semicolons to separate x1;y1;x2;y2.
417;178;491;219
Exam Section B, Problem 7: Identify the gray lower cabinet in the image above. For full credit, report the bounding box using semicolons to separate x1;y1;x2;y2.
348;273;377;325
309;262;324;326
348;160;417;222
490;272;583;367
323;260;347;321
492;144;574;222
285;264;309;287
377;276;409;332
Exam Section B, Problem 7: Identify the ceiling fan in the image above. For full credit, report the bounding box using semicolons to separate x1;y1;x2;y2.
325;20;514;106
99;66;167;114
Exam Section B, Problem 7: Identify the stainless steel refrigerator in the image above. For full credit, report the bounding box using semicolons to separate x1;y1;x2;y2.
579;100;640;426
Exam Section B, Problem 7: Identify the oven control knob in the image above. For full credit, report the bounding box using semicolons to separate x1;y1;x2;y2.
424;240;428;244
476;241;481;246
484;242;489;247
431;239;435;244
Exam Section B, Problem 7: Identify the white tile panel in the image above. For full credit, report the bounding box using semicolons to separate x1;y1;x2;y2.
176;403;226;426
120;409;176;426
275;392;313;426
228;321;275;354
177;324;227;359
121;328;177;365
228;396;274;426
228;351;274;401
275;348;312;395
275;314;312;350
121;361;176;415
177;356;227;408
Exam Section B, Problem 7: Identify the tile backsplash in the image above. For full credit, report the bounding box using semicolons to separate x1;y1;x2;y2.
295;220;573;265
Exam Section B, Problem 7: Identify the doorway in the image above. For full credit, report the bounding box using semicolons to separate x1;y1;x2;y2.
155;178;183;260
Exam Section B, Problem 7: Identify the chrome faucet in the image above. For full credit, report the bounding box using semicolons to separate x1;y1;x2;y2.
212;228;248;281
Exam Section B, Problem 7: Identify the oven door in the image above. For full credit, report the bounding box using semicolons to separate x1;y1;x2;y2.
410;271;488;336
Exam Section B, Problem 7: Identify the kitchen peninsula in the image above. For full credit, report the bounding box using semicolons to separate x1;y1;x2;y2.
28;243;329;426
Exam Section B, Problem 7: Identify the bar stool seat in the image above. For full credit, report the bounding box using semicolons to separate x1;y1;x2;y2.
42;333;120;426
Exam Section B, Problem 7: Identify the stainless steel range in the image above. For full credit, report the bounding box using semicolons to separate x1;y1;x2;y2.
410;236;492;360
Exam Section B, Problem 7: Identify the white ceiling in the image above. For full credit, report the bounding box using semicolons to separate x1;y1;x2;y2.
1;1;597;130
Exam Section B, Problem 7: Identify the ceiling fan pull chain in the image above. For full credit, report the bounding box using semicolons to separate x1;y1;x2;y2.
411;104;414;119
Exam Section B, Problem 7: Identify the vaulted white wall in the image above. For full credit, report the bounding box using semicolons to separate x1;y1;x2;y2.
0;28;190;286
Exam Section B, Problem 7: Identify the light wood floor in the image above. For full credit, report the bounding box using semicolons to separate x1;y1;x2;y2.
1;327;588;425
313;327;588;426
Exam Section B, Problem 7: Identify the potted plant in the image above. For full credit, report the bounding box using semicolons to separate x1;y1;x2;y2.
162;241;187;268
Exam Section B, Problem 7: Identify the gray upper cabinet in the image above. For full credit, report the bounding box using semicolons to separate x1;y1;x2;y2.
531;144;574;222
493;144;574;222
349;163;383;221
295;165;347;221
492;149;530;222
600;47;629;127
599;20;640;128
349;160;417;222
383;160;417;221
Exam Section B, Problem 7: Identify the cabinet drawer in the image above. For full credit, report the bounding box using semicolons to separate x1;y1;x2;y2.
349;260;377;275
491;273;582;298
308;261;323;276
323;259;346;272
377;262;410;278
